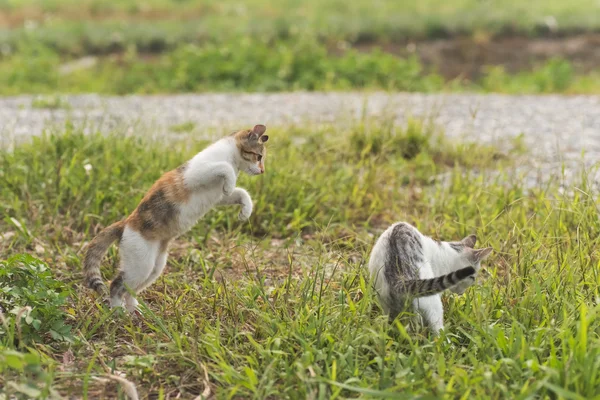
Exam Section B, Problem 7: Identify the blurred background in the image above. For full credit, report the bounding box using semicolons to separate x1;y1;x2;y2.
0;0;599;95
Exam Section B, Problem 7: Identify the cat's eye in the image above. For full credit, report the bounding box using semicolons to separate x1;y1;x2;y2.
257;155;262;161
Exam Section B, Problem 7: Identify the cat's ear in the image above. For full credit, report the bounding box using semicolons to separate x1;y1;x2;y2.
253;124;266;136
461;234;477;248
248;124;267;141
471;247;493;262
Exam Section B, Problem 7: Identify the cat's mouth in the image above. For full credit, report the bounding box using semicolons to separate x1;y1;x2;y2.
246;168;263;176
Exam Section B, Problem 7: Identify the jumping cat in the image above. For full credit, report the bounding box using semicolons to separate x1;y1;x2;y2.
83;125;269;312
368;222;492;335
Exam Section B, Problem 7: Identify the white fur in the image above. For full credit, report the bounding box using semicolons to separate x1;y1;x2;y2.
112;226;160;309
368;222;483;335
113;137;258;312
179;137;260;228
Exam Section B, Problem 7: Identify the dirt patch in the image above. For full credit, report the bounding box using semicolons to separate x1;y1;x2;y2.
354;33;600;79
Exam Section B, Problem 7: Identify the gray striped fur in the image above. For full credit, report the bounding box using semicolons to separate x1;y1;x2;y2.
368;221;491;333
384;223;475;298
384;223;422;285
393;266;476;296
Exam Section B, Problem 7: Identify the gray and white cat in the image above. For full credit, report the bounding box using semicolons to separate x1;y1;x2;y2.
368;222;492;335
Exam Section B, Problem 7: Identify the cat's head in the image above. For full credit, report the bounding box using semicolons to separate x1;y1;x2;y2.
450;234;493;270
233;124;269;175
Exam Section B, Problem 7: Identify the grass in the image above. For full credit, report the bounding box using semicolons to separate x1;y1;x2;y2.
2;1;600;95
2;121;600;398
1;0;599;55
1;39;600;95
31;95;72;109
169;122;196;134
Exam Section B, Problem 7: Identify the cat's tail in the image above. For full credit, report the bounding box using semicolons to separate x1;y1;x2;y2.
394;266;476;297
83;220;125;296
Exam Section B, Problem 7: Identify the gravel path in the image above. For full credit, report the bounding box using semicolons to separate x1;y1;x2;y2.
1;92;599;187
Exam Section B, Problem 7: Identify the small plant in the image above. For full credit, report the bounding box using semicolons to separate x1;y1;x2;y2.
349;119;433;160
0;254;74;346
0;348;57;399
169;121;196;133
31;95;71;110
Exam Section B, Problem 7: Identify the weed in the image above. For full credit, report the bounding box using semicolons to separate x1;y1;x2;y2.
0;254;74;346
1;39;599;95
169;121;196;133
31;95;71;110
1;0;599;54
0;348;57;399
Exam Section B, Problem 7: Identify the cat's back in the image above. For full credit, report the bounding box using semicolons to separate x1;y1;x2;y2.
126;167;190;239
372;222;422;251
369;222;423;279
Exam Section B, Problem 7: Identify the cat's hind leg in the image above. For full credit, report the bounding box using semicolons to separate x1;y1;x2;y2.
134;240;169;296
413;294;444;335
123;241;169;313
109;227;159;311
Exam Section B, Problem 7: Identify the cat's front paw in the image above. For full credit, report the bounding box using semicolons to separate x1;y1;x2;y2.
239;200;253;220
239;207;252;221
223;181;235;196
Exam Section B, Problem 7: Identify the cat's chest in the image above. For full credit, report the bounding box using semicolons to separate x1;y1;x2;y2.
177;187;223;229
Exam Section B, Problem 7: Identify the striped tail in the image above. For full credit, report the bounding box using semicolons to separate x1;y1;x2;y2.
394;266;476;297
83;220;125;296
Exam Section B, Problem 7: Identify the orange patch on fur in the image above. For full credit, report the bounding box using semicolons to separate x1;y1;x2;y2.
126;167;190;240
232;129;252;149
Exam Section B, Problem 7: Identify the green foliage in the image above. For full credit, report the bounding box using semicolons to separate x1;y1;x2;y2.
0;39;598;94
31;95;71;110
0;43;61;94
350;119;434;160
0;38;445;94
0;124;504;238
1;0;599;55
0;254;73;346
0;348;57;399
480;58;580;93
169;121;196;133
1;0;599;94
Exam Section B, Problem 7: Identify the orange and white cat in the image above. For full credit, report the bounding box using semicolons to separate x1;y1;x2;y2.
83;125;269;312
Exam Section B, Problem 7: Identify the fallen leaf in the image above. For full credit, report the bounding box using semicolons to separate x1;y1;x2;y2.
193;362;212;400
97;374;139;400
62;349;75;369
0;231;15;242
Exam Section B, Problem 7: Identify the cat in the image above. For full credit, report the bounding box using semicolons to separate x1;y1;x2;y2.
83;125;269;312
368;221;492;335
